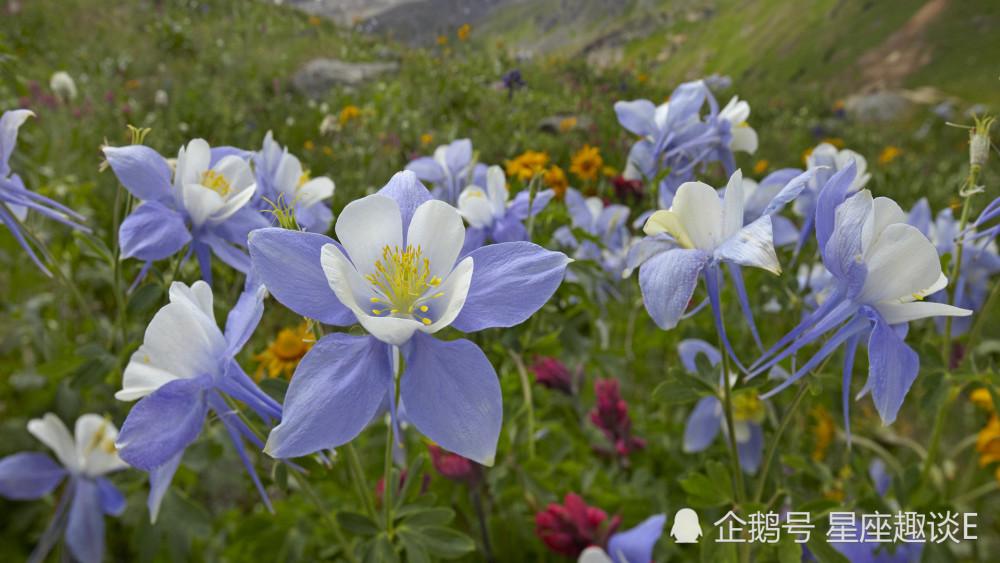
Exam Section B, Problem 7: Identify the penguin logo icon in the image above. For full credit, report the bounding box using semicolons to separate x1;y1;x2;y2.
670;508;703;543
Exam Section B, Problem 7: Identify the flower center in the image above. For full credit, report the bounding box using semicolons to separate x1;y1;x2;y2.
201;170;231;196
297;170;311;189
732;392;765;424
84;420;117;456
366;244;443;325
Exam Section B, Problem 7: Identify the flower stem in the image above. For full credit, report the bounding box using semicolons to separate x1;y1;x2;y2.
383;418;394;534
16;217;98;329
716;325;746;506
917;386;959;499
753;380;808;503
965;277;1000;366
290;468;359;563
508;350;536;458
525;173;542;241
344;443;379;523
941;189;975;361
471;487;495;563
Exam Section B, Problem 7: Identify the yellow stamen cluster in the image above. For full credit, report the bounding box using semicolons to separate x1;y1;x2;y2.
366;244;443;325
84;419;117;455
201;169;231;195
732;392;765;424
297;170;311;189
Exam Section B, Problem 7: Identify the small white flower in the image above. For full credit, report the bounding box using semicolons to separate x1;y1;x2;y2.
49;71;77;103
27;413;127;478
172;139;256;228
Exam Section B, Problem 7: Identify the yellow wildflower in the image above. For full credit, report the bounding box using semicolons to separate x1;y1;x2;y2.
543;165;568;199
309;15;321;26
601;166;617;178
637;72;649;84
558;117;578;132
977;415;1000;466
569;144;604;182
339;105;362;126
458;24;471;41
878;146;901;164
253;321;315;381
322;146;332;156
437;36;448;45
505;150;550;182
972;388;995;410
823;138;844;148
420;133;434;145
753;159;769;175
303;140;314;151
832;100;846;112
811;405;834;462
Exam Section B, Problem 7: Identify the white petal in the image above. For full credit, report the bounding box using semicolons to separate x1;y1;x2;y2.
672;182;724;250
422;256;473;333
274;149;304;193
458;186;495;229
169;280;214;318
406;200;465;281
118;295;227;400
296;177;335;207
578;547;613;563
320;243;371;316
859;223;943;304
177;139;211;187
584;198;604;231
27;413;78;471
722;170;744;239
874;300;972;324
730;126;758;154
871;196;906;235
207;182;256;226
181;182;226;227
74;415;127;477
335;194;403;278
356;314;423;347
653;101;671;133
485;165;508;216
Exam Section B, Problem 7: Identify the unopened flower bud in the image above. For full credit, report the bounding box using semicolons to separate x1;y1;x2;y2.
970;114;995;167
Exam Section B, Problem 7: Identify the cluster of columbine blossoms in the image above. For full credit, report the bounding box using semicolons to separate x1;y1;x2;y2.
1;71;998;559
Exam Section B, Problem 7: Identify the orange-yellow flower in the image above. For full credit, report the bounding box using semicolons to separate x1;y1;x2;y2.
420;133;433;145
543;165;568;199
753;159;769;175
879;146;901;164
811;405;834;462
437;36;448;45
309;15;321;26
558;117;578;132
339;105;361;126
601;166;617;178
253;321;315;381
637;72;649;84
303;140;314;151
505;150;550;182
458;24;471;41
569;144;603;182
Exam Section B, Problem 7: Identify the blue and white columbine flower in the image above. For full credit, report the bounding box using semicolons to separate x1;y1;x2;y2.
248;171;570;465
0;110;90;275
457;164;554;255
750;161;971;431
909;198;1000;336
632;169;812;360
577;514;666;563
790;142;870;257
115;278;281;520
677;340;766;474
405;138;488;206
555;188;631;277
615;80;757;209
103;139;269;285
253;130;335;233
0;413;127;563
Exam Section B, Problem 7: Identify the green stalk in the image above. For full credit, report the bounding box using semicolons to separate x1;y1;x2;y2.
290;469;359;563
508;350;536;458
753;381;808;503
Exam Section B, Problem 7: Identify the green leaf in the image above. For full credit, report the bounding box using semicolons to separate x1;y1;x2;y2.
258;377;288;403
126;283;163;317
73;231;113;264
652;379;703;405
399;507;454;529
397;526;475;559
680;461;732;508
699;523;737;563
399;535;431;563
373;534;399;563
336;511;379;536
393;453;426;510
777;534;802;563
805;534;849;563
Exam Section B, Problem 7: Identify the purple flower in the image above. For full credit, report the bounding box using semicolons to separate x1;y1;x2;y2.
615;79;757;209
405;138;488;206
248;171;569;465
115;278;281;520
751;161;970;433
0;414;128;563
678;340;764;474
628;169;814;361
0;110;90;275
253;130;335;233
579;514;666;563
502;69;526;99
457;164;553;255
103;139;268;285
